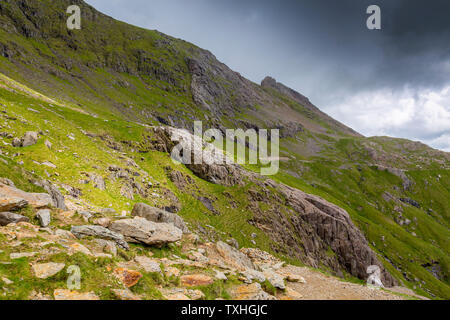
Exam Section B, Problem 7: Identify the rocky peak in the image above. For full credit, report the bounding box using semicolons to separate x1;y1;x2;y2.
261;76;311;107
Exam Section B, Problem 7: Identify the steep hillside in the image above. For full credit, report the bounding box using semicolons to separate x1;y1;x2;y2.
0;0;448;299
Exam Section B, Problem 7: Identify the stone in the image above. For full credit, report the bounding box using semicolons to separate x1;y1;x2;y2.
113;268;142;287
135;256;162;273
22;131;38;147
109;217;182;247
71;225;129;250
0;196;28;212
215;270;228;281
94;239;117;256
241;269;266;283
131;203;189;233
1;277;13;285
285;273;306;283
36;209;51;227
32;263;65;279
214;241;254;271
55;229;76;239
165;267;181;278
69;243;92;256
180;274;214;287
0;212;29;226
93;217;111;228
53;289;100;300
231;283;276;300
263;270;286;290
10;252;37;259
44;140;52;149
111;289;141;300
0;182;53;209
279;287;304;300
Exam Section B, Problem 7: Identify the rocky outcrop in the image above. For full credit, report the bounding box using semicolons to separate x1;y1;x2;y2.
148;126;244;186
131;203;189;233
109;217;182;247
261;179;397;287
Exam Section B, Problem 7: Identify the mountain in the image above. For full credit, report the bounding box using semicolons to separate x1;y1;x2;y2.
0;0;448;299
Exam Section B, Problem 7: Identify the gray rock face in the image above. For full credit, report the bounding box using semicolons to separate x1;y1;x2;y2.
22;131;38;147
131;203;189;233
33;180;67;210
262;179;397;287
109;217;182;247
36;209;51;227
71;225;129;250
0;212;29;226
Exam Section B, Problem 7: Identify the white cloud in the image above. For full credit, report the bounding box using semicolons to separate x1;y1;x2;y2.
328;86;450;152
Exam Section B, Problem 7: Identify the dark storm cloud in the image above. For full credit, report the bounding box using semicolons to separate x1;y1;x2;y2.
85;0;450;150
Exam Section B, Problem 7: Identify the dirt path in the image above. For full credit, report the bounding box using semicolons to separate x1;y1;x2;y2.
276;265;417;300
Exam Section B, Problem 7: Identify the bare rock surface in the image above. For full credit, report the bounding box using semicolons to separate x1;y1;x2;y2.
131;202;189;233
109;217;182;246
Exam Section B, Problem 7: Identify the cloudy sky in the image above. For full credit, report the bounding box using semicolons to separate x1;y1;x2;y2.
85;0;450;151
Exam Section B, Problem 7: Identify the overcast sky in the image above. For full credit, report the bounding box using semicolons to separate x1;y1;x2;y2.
85;0;450;151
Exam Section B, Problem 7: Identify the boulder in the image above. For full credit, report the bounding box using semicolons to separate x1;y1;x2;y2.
0;212;29;226
71;225;129;250
22;131;38;147
113;268;142;287
230;283;277;300
131;203;189;233
134;256;162;273
36;209;51;227
109;217;182;247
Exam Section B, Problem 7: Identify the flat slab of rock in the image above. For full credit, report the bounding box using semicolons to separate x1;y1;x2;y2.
111;289;141;300
71;225;129;250
113;268;142;287
180;274;214;287
135;256;162;273
131;203;189;233
54;289;99;300
0;183;53;209
109;217;182;247
231;283;276;300
32;263;65;279
0;212;29;226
